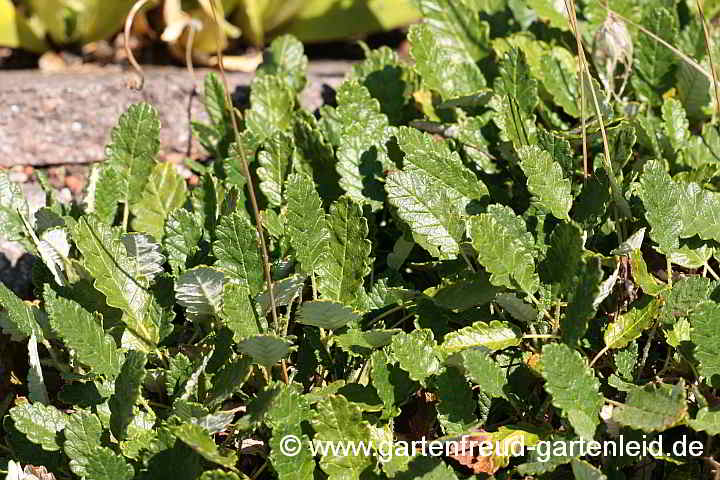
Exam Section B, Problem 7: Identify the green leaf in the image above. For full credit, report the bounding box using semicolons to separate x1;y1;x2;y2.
571;459;607;480
386;170;465;259
297;300;360;329
164;208;203;275
206;355;252;408
433;367;476;435
662;97;690;152
334;81;389;208
391;329;442;383
604;297;661;351
396;126;488;204
237;334;293;368
246;74;294;143
660;276;717;325
612;380;688;432
165;353;192;397
9;402;67;451
494;48;538;115
528;0;570;30
285;173;329;274
631;8;677;105
71;216;161;349
440;320;521;353
220;280;260;341
677;60;711;120
459;348;507;399
689;407;720;436
84;447;134;480
106;103;160;210
690;300;720;387
175;266;225;317
411;0;489;98
0;170;28;243
85;163;120;225
517;145;573;220
310;395;374;480
131;162;187;239
44;286;123;378
316;197;372;307
203;72;231;131
495;293;537;323
200;471;243;480
540;47;580;117
109;350;147;441
257;132;293;207
64;410;103;477
637;160;683;252
0;281;45;341
629;249;666;296
371;350;415;419
334;329;400;357
257;34;307;94
213;212;263;295
408;23;486;99
121;233;166;283
470;204;540;294
171;423;237;470
541;343;603;440
269;424;315;480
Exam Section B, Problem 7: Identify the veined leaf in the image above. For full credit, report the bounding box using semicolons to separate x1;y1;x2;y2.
334;329;400;357
44;286;123;378
637;161;683;252
316;197;372;307
256;34;308;94
9;402;67;451
213;212;264;294
612;380;688;432
71;216;161;349
237;334;293;368
470;204;540;294
689;407;720;436
631;8;677;105
285;173;329;274
109;351;147;441
64;410;103;477
85;447;135;480
604;297;661;351
171;423;237;470
662;98;690;152
459;348;507;399
433;367;476;435
0;281;45;341
386;170;465;259
690;301;720;387
571;459;607;480
246;74;294;143
175;266;225;317
131;162;187;240
297;300;360;329
0;171;28;243
121;233;166;283
411;0;489;99
540;47;580;117
106;103;160;211
517;145;573;220
408;23;486;99
220;281;260;341
629;249;666;296
494;48;538;115
311;395;374;480
257;132;293;207
334;81;389;208
440;320;521;353
391;329;442;384
541;344;603;440
164;207;203;275
396;126;488;204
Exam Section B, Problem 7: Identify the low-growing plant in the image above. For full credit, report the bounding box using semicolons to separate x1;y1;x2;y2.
3;0;720;479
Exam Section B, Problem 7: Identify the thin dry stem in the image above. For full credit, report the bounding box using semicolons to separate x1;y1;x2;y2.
124;0;154;90
206;0;283;381
185;22;199;156
564;0;588;180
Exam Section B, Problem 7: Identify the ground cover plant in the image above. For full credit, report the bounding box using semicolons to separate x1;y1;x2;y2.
3;0;720;478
